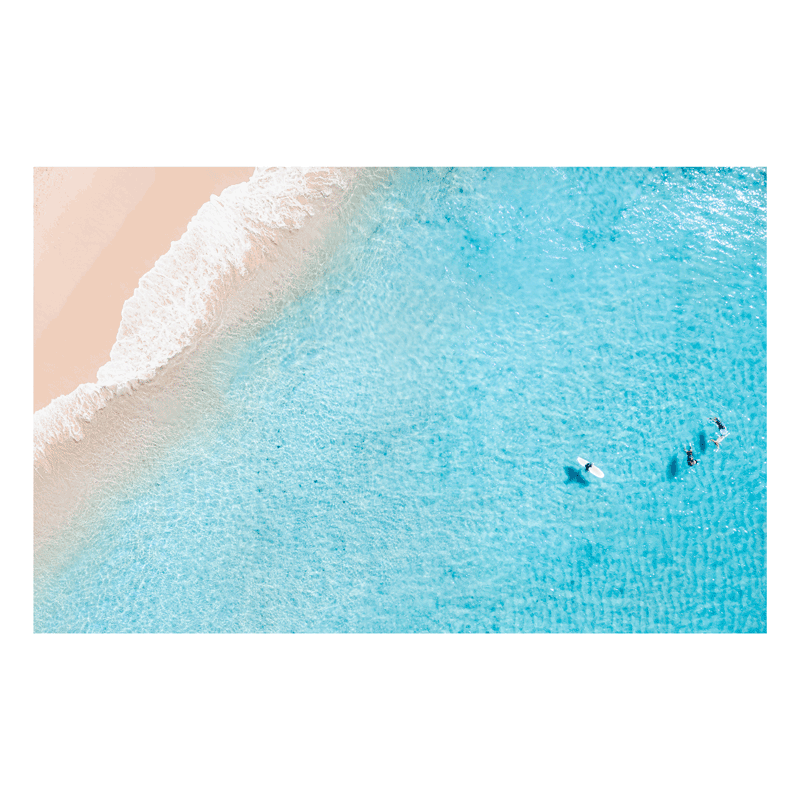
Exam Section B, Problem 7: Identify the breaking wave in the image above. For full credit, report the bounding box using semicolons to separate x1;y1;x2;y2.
34;167;362;469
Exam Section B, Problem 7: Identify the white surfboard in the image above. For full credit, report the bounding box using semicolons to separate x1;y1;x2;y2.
577;457;604;478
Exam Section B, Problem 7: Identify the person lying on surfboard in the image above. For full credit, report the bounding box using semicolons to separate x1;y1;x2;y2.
709;416;728;449
685;446;699;467
577;457;604;477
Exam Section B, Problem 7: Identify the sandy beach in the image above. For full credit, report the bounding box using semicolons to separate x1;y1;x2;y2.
34;167;255;412
33;167;372;573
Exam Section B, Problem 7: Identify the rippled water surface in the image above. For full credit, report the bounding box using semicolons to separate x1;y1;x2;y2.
35;168;767;632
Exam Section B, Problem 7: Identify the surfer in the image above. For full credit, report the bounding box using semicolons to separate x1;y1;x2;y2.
577;457;604;478
685;446;699;467
709;416;728;449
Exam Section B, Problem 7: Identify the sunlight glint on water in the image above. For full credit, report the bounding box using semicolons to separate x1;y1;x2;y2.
34;168;767;633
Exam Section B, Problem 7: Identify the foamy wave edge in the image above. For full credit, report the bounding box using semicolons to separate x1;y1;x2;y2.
34;166;356;469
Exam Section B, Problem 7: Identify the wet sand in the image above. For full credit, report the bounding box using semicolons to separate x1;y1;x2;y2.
34;167;254;411
33;167;373;573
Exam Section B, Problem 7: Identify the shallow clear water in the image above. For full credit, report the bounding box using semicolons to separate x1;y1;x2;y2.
35;167;767;633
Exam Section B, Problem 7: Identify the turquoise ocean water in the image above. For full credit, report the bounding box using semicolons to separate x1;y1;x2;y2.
35;167;767;633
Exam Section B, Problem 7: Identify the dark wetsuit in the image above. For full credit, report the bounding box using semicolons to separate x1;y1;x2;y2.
584;461;593;472
685;448;699;467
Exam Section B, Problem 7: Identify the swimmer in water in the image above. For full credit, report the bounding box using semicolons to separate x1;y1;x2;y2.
709;416;729;449
685;446;699;467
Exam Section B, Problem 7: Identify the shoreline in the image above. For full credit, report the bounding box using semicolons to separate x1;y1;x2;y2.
34;168;256;412
34;167;384;575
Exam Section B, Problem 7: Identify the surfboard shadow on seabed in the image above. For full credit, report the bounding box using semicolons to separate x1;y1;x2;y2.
564;465;590;486
667;455;679;479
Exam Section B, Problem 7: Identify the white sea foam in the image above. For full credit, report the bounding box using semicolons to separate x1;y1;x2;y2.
34;167;358;469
